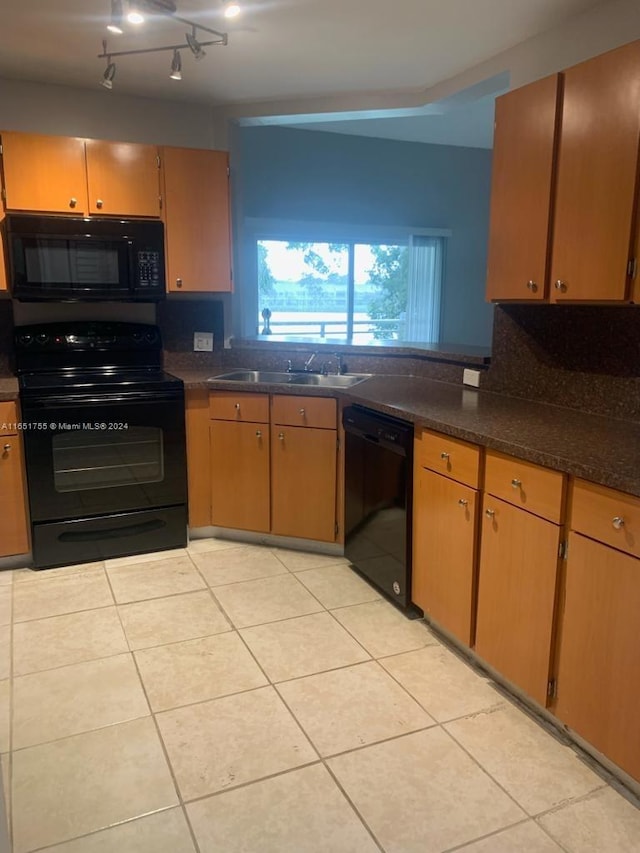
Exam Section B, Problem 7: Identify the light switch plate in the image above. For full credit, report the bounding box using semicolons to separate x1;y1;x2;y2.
193;332;213;352
463;368;481;388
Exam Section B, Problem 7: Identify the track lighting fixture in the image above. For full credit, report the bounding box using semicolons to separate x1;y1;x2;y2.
107;0;124;33
169;49;182;80
186;28;206;60
100;58;117;89
223;1;241;18
98;0;228;88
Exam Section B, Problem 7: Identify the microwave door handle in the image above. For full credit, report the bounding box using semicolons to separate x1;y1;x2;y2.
127;241;136;289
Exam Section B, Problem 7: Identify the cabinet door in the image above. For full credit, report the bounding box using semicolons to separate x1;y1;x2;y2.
486;75;560;302
0;215;7;291
271;426;337;542
1;131;87;214
412;468;478;646
163;147;232;292
551;41;640;301
475;496;560;705
210;421;269;533
85;140;161;217
0;437;29;557
554;533;640;782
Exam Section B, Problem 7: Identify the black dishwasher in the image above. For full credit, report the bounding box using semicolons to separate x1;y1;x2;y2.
342;405;415;613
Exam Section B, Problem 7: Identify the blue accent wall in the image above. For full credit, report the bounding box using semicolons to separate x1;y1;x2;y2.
232;125;494;347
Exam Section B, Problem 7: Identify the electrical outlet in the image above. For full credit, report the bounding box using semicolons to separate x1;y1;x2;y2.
193;332;213;352
463;368;481;388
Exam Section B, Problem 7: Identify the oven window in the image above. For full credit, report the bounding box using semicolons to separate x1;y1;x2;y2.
52;428;164;492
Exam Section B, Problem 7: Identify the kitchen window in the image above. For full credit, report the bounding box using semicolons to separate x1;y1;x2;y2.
245;222;447;344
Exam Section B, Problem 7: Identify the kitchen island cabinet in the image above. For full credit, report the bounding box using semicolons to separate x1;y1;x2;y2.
0;402;29;557
486;74;561;302
163;147;232;293
553;481;640;782
412;429;480;646
474;452;565;706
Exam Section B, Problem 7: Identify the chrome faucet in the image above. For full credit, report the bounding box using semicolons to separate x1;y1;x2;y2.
303;352;318;372
334;353;346;375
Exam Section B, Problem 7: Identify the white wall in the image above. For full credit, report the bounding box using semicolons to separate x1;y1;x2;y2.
0;77;217;148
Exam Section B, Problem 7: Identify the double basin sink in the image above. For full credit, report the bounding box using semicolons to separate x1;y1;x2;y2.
210;370;371;389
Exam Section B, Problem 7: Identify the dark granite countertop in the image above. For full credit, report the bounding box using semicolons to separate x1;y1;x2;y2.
0;377;19;402
173;367;640;498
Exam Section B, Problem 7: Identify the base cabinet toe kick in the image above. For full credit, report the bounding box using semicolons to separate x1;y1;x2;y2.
411;427;640;791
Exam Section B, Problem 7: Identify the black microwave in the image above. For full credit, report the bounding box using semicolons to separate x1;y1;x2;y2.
5;214;166;301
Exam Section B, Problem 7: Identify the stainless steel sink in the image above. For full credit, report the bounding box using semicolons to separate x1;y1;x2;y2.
210;370;371;388
289;373;371;388
211;370;295;383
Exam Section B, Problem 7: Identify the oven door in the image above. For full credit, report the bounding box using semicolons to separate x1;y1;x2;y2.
21;390;187;523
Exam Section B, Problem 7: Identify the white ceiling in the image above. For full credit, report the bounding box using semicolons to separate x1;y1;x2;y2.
0;0;601;108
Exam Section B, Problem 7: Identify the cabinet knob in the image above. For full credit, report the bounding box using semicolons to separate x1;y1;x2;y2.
485;508;495;518
526;280;538;292
2;444;10;452
440;451;450;461
234;403;240;411
299;408;306;416
511;478;522;489
278;432;285;441
176;278;183;288
69;197;77;208
96;199;103;209
458;498;468;508
612;516;625;530
255;430;262;439
554;280;567;292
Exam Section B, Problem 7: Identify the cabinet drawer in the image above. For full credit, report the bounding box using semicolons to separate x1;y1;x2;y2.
0;402;18;435
209;392;269;423
484;451;564;523
415;429;480;488
271;395;336;429
571;479;640;559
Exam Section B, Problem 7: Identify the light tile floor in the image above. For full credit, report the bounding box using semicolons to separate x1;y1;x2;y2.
1;540;639;851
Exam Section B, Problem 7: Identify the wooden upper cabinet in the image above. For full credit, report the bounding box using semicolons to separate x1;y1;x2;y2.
486;75;561;302
1;131;88;215
551;40;640;302
163;147;232;293
0;216;7;291
85;140;161;218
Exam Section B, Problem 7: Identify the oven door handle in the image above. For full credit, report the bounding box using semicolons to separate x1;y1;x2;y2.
23;391;183;408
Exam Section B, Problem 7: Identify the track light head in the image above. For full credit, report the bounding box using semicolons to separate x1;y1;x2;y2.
224;1;241;18
100;59;116;89
186;29;206;60
107;0;124;33
170;49;182;80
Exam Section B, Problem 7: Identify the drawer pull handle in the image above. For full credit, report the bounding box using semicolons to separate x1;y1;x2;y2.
612;516;625;530
278;432;285;442
299;408;306;416
511;478;522;489
440;452;450;461
458;499;468;508
255;430;262;439
234;403;241;410
485;508;495;518
2;444;10;452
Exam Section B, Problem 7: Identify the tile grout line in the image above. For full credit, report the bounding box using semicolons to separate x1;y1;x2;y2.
101;561;204;853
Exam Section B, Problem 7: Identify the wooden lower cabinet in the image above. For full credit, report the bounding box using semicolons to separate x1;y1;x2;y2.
0;429;29;558
271;425;337;542
210;420;270;533
185;390;211;527
475;496;561;705
412;468;478;645
553;532;640;781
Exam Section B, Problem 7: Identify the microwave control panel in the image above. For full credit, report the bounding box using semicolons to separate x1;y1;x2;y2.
137;251;161;288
